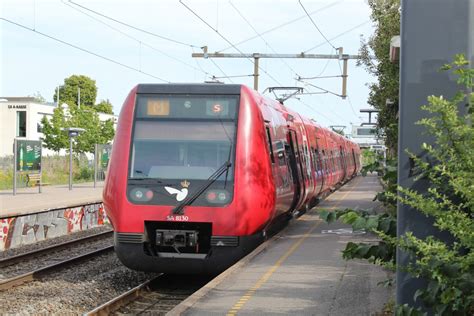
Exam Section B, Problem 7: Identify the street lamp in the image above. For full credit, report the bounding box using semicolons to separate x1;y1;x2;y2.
62;127;85;190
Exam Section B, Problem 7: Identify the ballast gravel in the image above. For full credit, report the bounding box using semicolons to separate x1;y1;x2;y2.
0;251;159;314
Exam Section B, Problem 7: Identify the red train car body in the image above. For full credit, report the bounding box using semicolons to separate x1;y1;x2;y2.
103;84;361;274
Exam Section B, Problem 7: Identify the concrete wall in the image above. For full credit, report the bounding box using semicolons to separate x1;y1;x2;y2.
0;202;108;251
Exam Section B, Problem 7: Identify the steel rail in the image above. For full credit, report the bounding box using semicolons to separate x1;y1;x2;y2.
0;245;114;291
0;230;113;268
84;276;161;316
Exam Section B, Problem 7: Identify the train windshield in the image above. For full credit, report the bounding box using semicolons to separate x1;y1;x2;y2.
129;95;238;180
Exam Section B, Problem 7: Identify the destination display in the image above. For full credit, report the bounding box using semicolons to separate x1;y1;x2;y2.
136;95;237;119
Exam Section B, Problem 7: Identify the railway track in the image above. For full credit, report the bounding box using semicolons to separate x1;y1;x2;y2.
86;274;210;315
0;230;113;268
0;231;114;291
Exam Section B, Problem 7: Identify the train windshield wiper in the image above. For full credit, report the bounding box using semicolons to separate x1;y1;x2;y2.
171;161;232;215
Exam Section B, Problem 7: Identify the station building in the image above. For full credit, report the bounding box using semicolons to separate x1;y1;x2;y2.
0;97;117;157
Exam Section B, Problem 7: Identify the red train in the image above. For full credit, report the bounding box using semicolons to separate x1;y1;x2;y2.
103;84;361;274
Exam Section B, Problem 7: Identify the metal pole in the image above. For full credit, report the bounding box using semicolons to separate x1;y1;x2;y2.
342;58;348;99
253;56;259;91
69;136;73;190
94;144;98;188
13;139;17;196
38;142;42;194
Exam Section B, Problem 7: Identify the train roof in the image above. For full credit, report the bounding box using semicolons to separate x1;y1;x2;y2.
137;83;242;95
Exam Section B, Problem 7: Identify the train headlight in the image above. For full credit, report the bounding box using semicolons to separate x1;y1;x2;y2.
206;190;230;204
130;188;154;202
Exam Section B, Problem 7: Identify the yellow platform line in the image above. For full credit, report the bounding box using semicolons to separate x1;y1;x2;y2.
226;177;361;315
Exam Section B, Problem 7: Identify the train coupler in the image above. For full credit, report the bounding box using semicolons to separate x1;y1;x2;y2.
155;230;199;249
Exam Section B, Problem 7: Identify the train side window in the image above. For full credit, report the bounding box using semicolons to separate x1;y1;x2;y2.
331;151;336;172
265;126;275;164
314;148;321;172
275;141;286;166
321;150;327;173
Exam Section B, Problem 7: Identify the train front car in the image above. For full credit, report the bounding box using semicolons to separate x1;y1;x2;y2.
103;84;275;275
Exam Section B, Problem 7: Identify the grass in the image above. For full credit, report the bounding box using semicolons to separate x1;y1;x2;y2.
0;155;98;190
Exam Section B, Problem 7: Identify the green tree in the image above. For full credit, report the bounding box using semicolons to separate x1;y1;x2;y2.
41;105;69;153
358;0;400;157
53;75;97;107
68;105;115;153
95;99;114;114
41;103;115;154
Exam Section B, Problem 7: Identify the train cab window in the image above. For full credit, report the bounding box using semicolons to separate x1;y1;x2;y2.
265;126;275;164
130;94;238;180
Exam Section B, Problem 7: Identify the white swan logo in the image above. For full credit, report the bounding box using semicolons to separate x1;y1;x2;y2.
165;180;190;201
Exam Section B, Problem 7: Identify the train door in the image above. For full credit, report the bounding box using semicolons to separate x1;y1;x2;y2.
286;130;303;210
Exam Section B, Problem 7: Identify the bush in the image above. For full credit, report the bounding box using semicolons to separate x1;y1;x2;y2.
320;55;474;315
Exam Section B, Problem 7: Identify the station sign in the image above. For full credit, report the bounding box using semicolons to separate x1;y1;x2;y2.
8;105;27;109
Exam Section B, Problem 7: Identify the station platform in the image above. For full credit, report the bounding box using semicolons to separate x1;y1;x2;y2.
0;182;103;218
169;174;393;316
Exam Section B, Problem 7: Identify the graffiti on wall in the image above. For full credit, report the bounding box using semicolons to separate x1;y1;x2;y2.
0;203;108;251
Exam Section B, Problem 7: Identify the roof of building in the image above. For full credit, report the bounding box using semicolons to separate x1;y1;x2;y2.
0;97;57;107
0;97;37;102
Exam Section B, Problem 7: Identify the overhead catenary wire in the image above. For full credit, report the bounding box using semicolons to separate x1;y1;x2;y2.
298;0;337;51
179;0;283;87
209;59;234;83
191;46;213;81
217;1;343;53
303;20;370;53
0;17;169;82
293;98;339;125
298;79;344;98
67;0;200;48
212;74;254;79
229;1;360;102
228;0;300;78
298;75;343;80
298;1;362;121
62;0;213;77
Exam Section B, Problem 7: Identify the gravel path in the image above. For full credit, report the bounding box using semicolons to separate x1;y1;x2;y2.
0;251;159;314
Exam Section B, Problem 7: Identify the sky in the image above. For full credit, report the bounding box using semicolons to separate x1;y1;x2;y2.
1;0;376;133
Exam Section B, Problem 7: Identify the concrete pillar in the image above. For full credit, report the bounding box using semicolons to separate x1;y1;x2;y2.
398;0;474;310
